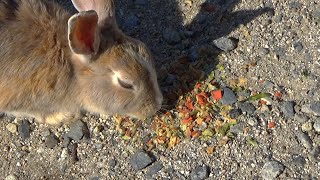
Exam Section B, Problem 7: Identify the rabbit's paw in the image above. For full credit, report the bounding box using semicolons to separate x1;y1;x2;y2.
45;113;79;126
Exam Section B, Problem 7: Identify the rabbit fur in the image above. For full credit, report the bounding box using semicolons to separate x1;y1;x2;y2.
0;0;163;125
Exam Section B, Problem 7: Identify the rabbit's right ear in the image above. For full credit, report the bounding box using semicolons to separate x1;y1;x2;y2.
68;10;100;58
71;0;115;26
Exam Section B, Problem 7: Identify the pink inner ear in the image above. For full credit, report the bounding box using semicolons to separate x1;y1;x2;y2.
74;15;98;53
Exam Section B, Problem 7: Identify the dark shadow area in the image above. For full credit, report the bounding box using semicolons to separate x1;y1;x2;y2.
56;0;273;108
115;0;273;107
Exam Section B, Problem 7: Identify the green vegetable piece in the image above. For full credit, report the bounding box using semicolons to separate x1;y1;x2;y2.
246;136;258;147
242;93;271;102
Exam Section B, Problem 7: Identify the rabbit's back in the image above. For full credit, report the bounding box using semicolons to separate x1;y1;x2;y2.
0;0;76;114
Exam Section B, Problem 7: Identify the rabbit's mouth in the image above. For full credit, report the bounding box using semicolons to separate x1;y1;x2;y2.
127;104;161;120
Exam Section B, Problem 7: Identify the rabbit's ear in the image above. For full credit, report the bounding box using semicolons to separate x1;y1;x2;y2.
68;10;100;57
71;0;115;25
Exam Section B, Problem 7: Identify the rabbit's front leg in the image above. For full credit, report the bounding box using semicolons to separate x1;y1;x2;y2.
45;112;81;126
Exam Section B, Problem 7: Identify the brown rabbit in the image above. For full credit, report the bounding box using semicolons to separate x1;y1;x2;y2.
0;0;163;125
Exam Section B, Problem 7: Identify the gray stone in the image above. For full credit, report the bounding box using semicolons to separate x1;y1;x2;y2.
310;102;320;116
239;103;256;114
292;155;306;168
309;146;320;162
163;28;181;45
288;1;302;9
281;101;295;118
108;159;117;168
220;88;237;105
293;42;303;52
213;37;237;52
274;47;285;57
62;135;71;148
301;102;320;116
146;162;164;177
230;122;245;134
274;14;283;23
229;109;242;119
263;80;274;89
294;114;309;123
123;15;140;29
301;104;312;114
313;118;320;132
45;133;60;149
261;161;284;180
190;165;210;180
18;120;30;140
296;132;313;150
130;150;155;170
66;120;89;141
189;46;199;61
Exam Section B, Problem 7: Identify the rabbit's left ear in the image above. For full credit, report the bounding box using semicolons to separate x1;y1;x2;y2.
71;0;115;26
68;10;100;57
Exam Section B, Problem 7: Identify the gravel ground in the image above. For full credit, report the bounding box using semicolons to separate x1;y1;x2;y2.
1;0;320;179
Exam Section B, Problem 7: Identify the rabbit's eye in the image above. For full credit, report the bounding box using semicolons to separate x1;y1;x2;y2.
118;78;134;90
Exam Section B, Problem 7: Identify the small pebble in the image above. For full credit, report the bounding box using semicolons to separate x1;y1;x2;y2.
18;120;31;140
130;150;155;170
261;161;284;180
229;122;245;135
229;109;242;119
163;28;181;45
281;101;295;118
190;165;210;180
273;14;283;23
62;135;71;148
5;175;18;180
292;155;306;168
301;122;313;132
247;118;258;126
301;102;320;116
6;123;17;134
274;47;286;58
66;120;89;141
294;114;309;123
146;162;164;177
263;80;274;89
220;88;237;105
310;102;320;116
313;118;320;132
239;102;256;115
123;14;140;29
293;42;303;52
309;146;320;162
296;132;313;150
259;48;270;56
108;159;117;168
61;148;68;159
288;1;302;9
44;133;60;149
213;37;237;52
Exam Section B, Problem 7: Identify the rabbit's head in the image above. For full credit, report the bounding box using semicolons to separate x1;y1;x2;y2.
68;0;163;119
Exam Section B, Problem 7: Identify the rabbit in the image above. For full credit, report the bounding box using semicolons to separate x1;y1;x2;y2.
0;0;163;126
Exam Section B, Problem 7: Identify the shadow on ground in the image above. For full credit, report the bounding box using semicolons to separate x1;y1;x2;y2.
57;0;272;108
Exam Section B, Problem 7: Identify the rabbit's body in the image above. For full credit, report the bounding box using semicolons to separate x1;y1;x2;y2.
0;0;163;125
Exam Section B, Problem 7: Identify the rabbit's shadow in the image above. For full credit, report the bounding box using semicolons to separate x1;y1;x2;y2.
57;0;273;107
116;0;272;107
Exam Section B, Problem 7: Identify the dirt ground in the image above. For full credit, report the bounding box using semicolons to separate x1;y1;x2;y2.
1;0;320;179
